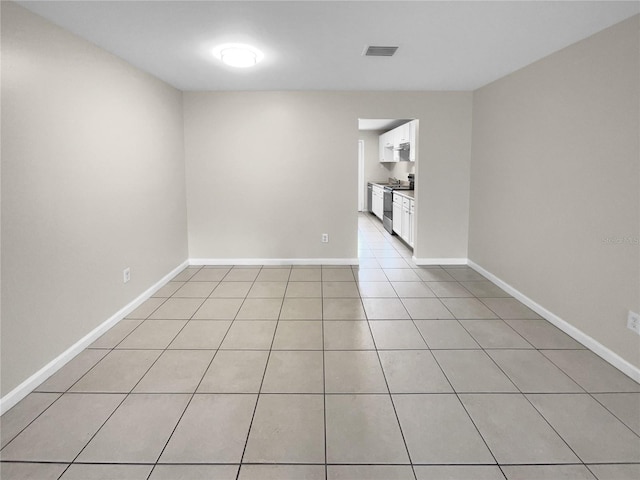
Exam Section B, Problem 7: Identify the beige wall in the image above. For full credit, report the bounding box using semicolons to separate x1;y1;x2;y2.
469;16;640;369
1;3;188;396
184;91;472;261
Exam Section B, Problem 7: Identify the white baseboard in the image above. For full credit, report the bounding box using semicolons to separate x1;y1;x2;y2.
190;258;360;266
413;257;468;265
0;260;189;415
468;260;640;383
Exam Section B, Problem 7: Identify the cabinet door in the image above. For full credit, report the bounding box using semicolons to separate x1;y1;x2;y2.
392;200;402;235
379;131;396;163
401;204;410;243
409;120;416;162
408;200;415;247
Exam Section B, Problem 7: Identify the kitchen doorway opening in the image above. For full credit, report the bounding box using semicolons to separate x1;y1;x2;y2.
357;118;418;254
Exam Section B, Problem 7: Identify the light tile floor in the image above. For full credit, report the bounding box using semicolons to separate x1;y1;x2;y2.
2;213;639;479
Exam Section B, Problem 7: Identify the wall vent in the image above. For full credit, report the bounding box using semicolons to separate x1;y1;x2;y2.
364;45;398;57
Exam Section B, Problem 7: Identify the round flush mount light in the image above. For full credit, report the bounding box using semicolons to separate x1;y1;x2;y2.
213;43;264;68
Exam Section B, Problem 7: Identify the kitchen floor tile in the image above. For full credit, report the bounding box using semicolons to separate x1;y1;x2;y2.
362;298;410;319
323;321;375;350
322;268;355;282
433;350;518;392
414;465;505;480
247;281;287;298
460;393;580;464
191;298;243;320
377;257;412;269
328;465;414;480
541;350;640;392
133;349;214;393
487;349;583;393
0;463;68;480
459;319;532;349
401;298;454;319
223;268;260;282
148;298;204;320
444;267;486;281
0;393;61;448
1;393;124;462
504;320;585;349
172;281;217;298
289;268;322;282
168;320;231;349
89;319;142;348
357;281;397;298
35;349;109;392
372;249;402;258
480;298;541;319
527;393;640;463
325;351;388;393
369;320;428;349
379;350;452;393
285;281;322;297
159;394;256;463
383;268;421;282
126;297;165;319
586;464;640;480
210;281;253;298
355;257;381;268
190;268;229;282
262;351;324;393
323;298;366;320
426;281;473;297
77;393;189;463
243;394;325;463
197;350;269;393
115;319;186;349
256;268;291;281
394;394;495;464
70;349;161;393
236;298;283;320
460;281;511;298
60;464;153;479
239;464;325;480
323;281;360;297
355;268;389;281
440;298;497;319
272;320;323;350
501;465;596;480
220;320;277;349
150;464;239;480
153;281;185;298
325;394;409;464
391;281;435;298
414;320;480;349
280;297;323;319
592;392;640;435
414;268;456;282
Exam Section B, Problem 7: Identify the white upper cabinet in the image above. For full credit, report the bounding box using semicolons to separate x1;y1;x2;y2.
379;120;416;163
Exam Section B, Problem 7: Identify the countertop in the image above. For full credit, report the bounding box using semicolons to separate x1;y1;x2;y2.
393;190;414;200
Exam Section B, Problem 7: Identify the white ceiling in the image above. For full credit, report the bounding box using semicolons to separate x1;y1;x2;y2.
17;0;640;91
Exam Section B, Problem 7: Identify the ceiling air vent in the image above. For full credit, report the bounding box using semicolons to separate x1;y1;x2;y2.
364;45;398;57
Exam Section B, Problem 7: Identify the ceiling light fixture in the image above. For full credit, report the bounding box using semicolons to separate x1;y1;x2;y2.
213;43;264;68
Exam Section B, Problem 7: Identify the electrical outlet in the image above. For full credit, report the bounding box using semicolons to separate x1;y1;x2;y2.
123;267;131;284
321;233;329;243
628;311;640;335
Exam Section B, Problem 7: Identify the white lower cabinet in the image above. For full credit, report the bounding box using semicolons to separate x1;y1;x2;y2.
393;193;414;247
392;195;402;234
372;185;384;220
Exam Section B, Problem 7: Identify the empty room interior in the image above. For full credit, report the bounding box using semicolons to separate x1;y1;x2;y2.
1;1;639;479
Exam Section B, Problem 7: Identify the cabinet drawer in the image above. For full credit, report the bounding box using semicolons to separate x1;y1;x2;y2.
402;198;411;209
393;194;402;205
410;200;414;213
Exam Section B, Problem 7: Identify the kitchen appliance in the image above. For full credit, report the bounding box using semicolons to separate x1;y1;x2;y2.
394;142;411;162
408;174;415;189
383;184;413;234
367;182;373;213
